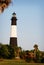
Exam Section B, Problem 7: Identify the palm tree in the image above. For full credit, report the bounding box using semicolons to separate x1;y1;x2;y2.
14;46;22;59
0;0;11;13
34;44;38;51
33;44;40;62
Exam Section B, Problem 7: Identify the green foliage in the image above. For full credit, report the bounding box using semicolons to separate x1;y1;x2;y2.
20;51;26;59
0;44;15;59
7;45;15;59
0;43;44;63
0;44;10;58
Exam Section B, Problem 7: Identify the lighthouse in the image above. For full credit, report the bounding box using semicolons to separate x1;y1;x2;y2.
10;12;17;47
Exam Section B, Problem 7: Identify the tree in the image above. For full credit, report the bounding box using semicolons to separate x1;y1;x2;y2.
14;46;22;59
20;50;26;59
34;44;38;51
41;52;44;63
0;0;11;13
7;45;15;59
33;44;41;62
0;44;10;58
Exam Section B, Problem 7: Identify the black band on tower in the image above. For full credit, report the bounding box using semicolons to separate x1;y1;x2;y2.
10;37;17;47
11;17;17;25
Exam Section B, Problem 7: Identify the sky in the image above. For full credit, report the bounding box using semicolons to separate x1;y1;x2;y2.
0;0;44;51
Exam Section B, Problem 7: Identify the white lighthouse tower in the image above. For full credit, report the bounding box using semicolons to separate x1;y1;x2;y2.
10;12;17;47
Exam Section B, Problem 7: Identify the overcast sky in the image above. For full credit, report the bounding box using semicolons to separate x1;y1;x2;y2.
0;0;44;51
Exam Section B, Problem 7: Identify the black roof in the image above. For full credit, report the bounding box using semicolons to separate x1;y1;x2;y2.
12;12;16;15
